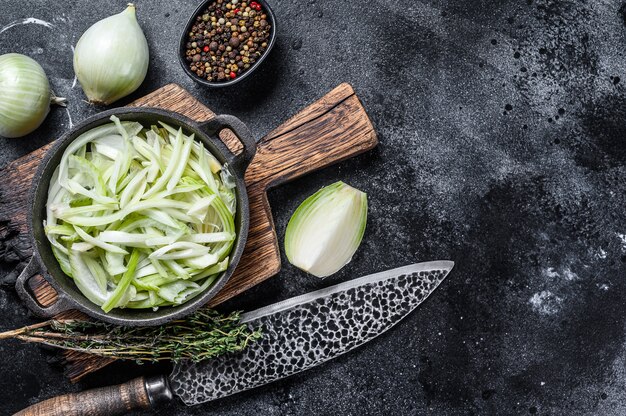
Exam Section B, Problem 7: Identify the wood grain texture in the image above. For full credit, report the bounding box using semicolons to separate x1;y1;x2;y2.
0;82;377;381
13;376;151;416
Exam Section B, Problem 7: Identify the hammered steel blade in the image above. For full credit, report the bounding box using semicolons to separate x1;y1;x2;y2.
169;261;454;405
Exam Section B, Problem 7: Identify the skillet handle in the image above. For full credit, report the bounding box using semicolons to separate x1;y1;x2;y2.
199;114;257;173
15;257;72;318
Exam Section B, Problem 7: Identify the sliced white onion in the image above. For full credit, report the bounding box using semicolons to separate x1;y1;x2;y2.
45;116;236;312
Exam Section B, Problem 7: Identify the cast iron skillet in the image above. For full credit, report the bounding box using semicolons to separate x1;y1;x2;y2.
15;107;256;326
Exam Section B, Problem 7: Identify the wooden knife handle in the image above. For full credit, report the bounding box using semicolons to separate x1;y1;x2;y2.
13;375;172;416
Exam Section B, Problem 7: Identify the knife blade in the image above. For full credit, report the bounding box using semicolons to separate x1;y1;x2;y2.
170;260;453;404
14;261;453;416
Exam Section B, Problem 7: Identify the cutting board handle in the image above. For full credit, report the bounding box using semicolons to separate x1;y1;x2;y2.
245;83;377;189
13;376;172;416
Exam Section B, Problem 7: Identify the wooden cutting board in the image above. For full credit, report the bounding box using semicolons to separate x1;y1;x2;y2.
0;82;377;381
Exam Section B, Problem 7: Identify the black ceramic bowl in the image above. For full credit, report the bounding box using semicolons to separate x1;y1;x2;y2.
15;107;256;326
178;0;277;88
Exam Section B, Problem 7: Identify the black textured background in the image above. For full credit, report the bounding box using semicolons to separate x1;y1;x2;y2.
1;0;626;414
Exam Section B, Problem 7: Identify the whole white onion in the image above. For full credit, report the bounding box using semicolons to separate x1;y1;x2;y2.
73;4;149;105
0;53;64;138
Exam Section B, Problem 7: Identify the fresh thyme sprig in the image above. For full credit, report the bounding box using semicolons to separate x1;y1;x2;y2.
0;309;261;363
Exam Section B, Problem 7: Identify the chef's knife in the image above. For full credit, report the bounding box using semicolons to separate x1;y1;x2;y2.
14;261;453;416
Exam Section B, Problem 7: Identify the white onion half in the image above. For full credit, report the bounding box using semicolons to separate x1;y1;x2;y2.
73;4;149;105
0;53;64;138
285;182;368;278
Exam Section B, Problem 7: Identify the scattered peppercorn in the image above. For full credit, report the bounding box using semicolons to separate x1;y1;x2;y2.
184;0;272;82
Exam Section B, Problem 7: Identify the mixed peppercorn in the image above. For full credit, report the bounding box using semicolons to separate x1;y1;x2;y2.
184;0;272;82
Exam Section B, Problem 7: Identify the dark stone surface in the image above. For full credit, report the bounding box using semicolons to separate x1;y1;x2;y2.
1;0;625;414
